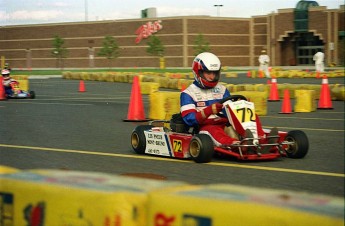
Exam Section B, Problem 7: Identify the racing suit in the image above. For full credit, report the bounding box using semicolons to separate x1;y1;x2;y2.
2;77;16;96
258;54;270;78
180;81;238;146
313;51;325;72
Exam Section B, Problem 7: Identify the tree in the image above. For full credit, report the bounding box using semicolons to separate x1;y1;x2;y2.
193;34;210;56
146;35;165;68
51;35;68;70
98;36;120;68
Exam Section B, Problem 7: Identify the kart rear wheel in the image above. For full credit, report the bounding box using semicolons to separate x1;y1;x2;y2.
29;91;35;99
189;134;214;163
131;125;153;154
284;130;309;158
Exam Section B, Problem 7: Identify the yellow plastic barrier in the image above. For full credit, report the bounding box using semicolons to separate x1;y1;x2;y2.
149;91;181;120
177;79;193;91
0;169;186;226
225;84;236;93
331;85;345;101
0;165;18;174
17;79;29;91
232;91;267;116
141;82;160;95
254;84;269;97
12;75;28;80
225;72;238;78
250;70;257;78
294;90;316;112
147;184;344;226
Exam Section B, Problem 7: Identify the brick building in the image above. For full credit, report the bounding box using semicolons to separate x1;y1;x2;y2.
0;0;344;69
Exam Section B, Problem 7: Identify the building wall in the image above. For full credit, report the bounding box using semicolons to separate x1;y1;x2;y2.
0;4;343;69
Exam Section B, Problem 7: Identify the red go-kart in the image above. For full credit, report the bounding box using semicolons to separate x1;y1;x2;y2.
131;95;309;163
5;80;35;99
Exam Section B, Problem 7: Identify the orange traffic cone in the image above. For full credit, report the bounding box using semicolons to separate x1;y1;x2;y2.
316;71;320;79
268;77;280;101
247;71;251;78
259;70;264;78
123;76;149;122
181;83;187;92
317;75;333;109
279;89;293;114
0;77;7;101
79;80;86;92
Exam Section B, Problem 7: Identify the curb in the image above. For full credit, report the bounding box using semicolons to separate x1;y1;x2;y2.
28;75;63;79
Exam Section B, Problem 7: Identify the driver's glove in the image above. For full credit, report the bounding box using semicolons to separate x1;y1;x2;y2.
196;103;223;123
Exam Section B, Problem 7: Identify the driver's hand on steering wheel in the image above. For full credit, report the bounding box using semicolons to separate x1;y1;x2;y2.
213;102;223;114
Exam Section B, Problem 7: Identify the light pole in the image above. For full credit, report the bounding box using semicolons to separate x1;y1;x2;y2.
214;4;223;17
85;0;88;21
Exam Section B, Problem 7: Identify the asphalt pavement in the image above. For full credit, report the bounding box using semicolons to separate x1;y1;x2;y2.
0;75;344;197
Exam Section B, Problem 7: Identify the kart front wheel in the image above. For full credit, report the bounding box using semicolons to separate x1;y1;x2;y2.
284;130;309;158
131;125;153;154
189;134;214;163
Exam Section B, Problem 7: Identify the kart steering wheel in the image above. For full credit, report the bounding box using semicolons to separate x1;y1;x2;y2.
219;95;247;104
216;95;247;118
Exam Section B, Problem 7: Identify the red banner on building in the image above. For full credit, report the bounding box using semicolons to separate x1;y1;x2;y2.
135;20;163;44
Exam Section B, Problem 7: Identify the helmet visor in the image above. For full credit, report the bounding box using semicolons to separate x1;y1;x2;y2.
199;70;220;82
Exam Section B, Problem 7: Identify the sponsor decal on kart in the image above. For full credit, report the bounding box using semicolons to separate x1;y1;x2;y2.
144;131;172;157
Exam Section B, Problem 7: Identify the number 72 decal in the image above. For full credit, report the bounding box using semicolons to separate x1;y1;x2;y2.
173;139;182;152
234;107;256;123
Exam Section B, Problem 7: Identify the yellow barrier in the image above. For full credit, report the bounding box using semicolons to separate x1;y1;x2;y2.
149;91;180;120
254;84;269;97
18;79;29;91
141;82;160;95
0;169;186;226
12;75;28;80
177;79;193;91
250;70;257;78
294;90;316;112
148;184;344;226
0;165;18;174
61;71;344;100
231;91;267;116
10;76;29;91
225;72;238;78
331;85;345;101
1;168;343;226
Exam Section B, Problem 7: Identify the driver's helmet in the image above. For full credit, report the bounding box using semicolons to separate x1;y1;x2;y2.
1;69;10;80
192;52;221;89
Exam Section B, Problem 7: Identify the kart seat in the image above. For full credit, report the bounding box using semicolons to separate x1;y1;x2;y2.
170;113;199;134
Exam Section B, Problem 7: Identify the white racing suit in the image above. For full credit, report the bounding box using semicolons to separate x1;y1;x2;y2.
180;81;238;146
2;78;16;96
258;54;270;78
313;51;325;72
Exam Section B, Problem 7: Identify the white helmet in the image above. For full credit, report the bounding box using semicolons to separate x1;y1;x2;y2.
192;52;221;89
1;69;10;80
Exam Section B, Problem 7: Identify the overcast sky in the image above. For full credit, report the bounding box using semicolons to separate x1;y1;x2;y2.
0;0;343;26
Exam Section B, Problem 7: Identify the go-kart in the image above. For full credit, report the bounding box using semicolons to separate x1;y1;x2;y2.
131;95;309;163
5;80;35;99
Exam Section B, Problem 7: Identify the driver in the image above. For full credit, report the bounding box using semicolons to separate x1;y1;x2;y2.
1;69;16;96
180;52;252;146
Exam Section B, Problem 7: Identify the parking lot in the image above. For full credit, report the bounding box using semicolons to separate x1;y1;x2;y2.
0;75;344;197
